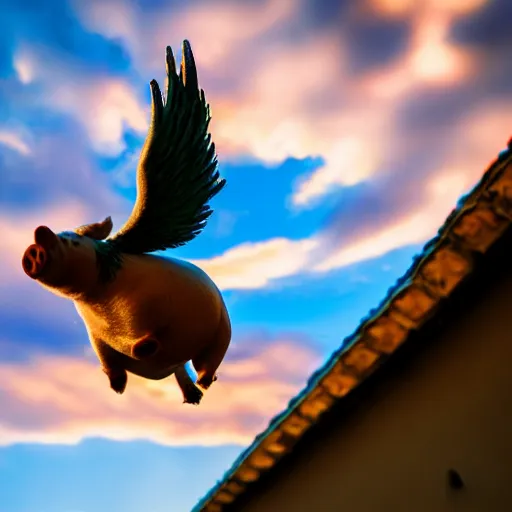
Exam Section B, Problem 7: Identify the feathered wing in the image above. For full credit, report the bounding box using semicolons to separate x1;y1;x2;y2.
108;40;225;254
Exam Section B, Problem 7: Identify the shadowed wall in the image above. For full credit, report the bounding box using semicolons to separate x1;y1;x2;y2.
233;265;512;512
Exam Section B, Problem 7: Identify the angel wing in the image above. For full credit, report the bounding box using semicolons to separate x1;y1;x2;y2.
108;40;225;254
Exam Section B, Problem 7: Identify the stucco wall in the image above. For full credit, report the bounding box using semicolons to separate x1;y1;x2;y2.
237;272;512;512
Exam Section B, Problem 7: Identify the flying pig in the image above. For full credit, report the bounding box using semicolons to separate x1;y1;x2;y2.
21;41;230;405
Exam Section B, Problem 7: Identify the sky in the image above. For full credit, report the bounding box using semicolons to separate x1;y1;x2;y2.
0;0;511;510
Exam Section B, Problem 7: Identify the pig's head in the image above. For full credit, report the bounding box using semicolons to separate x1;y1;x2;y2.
21;216;114;298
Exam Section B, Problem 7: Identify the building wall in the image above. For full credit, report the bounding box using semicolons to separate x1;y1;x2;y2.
238;272;512;512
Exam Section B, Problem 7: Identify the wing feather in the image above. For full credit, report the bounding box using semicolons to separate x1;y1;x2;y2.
108;40;225;254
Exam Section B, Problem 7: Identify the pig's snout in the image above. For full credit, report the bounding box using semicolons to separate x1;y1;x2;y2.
22;244;49;279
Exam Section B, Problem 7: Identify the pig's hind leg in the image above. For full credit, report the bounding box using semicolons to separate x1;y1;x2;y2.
103;367;127;394
174;364;203;405
193;307;231;390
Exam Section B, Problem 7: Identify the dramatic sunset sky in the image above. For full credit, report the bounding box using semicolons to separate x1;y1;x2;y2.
0;0;510;510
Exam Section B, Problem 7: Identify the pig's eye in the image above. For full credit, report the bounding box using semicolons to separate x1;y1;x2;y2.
71;240;80;247
61;238;69;246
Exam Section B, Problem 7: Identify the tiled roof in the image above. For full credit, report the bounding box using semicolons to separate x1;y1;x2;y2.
194;139;512;512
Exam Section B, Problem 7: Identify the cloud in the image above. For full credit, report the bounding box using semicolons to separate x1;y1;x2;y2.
12;52;33;84
72;0;296;76
324;100;512;267
69;0;138;56
291;5;486;205
206;1;481;206
368;0;488;19
187;171;457;290
0;130;31;156
70;0;380;201
190;98;511;290
60;79;147;156
0;335;321;447
293;137;379;206
13;45;148;155
0;116;129;227
69;0;496;210
191;237;318;290
314;169;471;272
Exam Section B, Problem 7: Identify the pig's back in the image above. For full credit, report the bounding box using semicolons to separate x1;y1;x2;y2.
128;253;222;304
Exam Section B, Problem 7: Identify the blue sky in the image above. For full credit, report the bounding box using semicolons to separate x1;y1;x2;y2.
0;0;511;510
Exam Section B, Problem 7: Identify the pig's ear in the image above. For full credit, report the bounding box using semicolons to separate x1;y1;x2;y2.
74;216;113;240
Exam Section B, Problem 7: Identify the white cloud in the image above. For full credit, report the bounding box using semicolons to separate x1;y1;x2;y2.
293;137;380;206
13;53;34;84
191;237;318;290
0;130;31;156
12;47;148;155
54;79;148;155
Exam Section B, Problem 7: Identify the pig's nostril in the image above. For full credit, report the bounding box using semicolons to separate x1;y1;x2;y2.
29;247;38;258
23;255;31;271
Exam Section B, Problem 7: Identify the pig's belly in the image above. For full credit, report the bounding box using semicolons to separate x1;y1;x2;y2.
79;256;224;371
100;290;222;366
118;357;181;381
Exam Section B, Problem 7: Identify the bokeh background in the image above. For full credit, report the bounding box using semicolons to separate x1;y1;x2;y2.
0;0;511;510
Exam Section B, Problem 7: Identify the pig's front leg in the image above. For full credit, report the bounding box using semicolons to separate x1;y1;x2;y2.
89;336;128;394
174;364;203;405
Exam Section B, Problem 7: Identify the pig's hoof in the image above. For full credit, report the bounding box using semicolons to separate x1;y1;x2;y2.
105;369;127;394
22;244;47;278
132;338;159;359
196;373;217;390
183;384;203;405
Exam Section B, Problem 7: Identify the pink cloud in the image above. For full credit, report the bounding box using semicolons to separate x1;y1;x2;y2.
190;99;512;289
367;0;488;19
0;336;321;447
72;0;296;75
63;0;500;209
